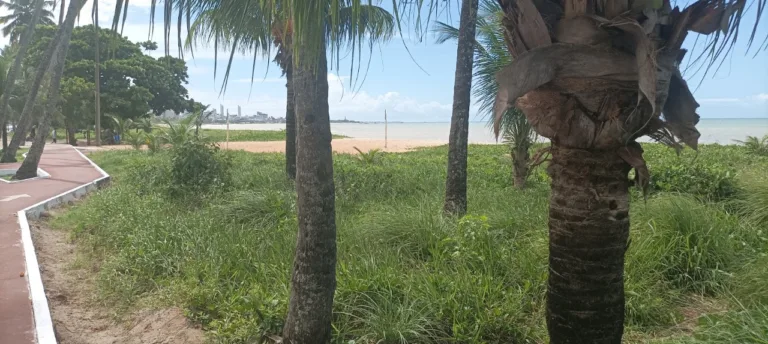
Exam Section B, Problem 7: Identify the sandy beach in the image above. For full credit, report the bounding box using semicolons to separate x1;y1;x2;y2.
76;138;448;154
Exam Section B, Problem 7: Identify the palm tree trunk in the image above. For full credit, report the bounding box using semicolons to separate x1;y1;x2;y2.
59;0;65;25
0;0;80;163
14;0;82;179
67;124;76;145
546;145;631;344
512;142;529;189
0;0;46;134
2;120;7;149
285;62;297;179
443;0;478;216
282;35;337;344
94;0;101;146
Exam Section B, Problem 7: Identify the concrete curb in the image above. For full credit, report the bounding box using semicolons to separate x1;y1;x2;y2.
17;146;111;344
0;153;52;184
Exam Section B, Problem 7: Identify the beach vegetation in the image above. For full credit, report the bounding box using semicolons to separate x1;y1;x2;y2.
49;142;768;343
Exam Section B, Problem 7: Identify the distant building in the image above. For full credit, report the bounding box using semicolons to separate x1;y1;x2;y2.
254;111;268;121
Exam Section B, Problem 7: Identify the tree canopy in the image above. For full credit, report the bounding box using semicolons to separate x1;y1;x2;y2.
23;24;192;128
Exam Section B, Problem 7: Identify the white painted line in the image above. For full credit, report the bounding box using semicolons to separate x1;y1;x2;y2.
1;194;31;202
18;145;111;344
17;211;56;344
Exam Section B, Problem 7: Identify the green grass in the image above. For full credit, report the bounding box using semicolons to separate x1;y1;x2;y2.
0;147;28;161
49;143;768;343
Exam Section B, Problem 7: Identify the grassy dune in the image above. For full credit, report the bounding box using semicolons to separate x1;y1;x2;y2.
50;143;768;343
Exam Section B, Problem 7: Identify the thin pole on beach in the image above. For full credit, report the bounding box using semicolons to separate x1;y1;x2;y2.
226;109;230;150
384;109;388;149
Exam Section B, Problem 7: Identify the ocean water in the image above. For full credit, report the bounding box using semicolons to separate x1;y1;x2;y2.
204;118;768;145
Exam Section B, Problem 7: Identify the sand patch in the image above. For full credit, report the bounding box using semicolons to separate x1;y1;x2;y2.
31;221;205;344
76;138;448;154
224;138;446;154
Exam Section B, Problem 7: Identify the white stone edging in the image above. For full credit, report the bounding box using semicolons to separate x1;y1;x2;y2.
0;152;52;184
18;146;110;344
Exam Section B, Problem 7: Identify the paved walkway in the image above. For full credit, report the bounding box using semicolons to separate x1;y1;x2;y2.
0;144;104;343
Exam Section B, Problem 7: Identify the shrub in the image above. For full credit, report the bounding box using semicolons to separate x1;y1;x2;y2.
124;130;144;150
169;139;231;196
735;135;768;157
649;163;737;201
146;132;165;153
631;195;749;294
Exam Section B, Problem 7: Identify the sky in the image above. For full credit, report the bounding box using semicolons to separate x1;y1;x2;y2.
2;0;767;122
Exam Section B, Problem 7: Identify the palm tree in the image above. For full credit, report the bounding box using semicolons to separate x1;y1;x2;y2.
443;0;479;216
0;0;47;156
0;0;54;43
0;0;61;163
93;0;101;146
187;4;392;181
488;1;765;342
162;1;393;342
0;52;10;150
14;0;83;179
435;0;537;189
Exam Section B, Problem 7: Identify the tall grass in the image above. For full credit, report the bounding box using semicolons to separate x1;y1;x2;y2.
51;144;768;343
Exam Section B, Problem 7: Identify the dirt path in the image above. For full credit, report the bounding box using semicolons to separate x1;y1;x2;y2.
31;220;205;344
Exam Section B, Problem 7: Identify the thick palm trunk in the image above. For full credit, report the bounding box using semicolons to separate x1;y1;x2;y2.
0;12;70;163
443;0;478;216
14;0;81;179
281;36;337;344
0;0;46;135
546;145;631;344
512;142;529;189
285;63;297;179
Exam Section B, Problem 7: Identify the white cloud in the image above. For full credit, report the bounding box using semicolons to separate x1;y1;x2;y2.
233;77;285;84
699;97;740;103
186;73;452;122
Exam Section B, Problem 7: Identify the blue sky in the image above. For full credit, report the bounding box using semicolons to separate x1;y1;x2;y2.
6;0;767;122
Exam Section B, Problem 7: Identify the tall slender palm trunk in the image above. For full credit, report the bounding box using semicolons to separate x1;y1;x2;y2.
15;0;82;179
285;62;297;179
0;0;76;163
546;145;631;343
443;0;478;216
94;0;101;146
0;0;46;139
14;0;82;179
2;120;7;149
282;35;337;343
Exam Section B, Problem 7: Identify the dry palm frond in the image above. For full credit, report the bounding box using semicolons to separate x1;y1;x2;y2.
491;0;764;153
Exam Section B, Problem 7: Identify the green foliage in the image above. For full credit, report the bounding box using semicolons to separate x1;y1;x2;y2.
49;143;768;343
124;130;144;150
644;145;740;200
735;135;768;156
686;305;768;344
162;113;198;145
0;0;56;43
145;132;164;153
168;139;231;197
24;25;191;132
353;147;382;165
631;195;755;294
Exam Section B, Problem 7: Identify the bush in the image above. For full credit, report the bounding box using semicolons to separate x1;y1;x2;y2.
643;145;742;201
650;163;737;201
169;139;232;196
631;195;750;294
124;130;144;150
